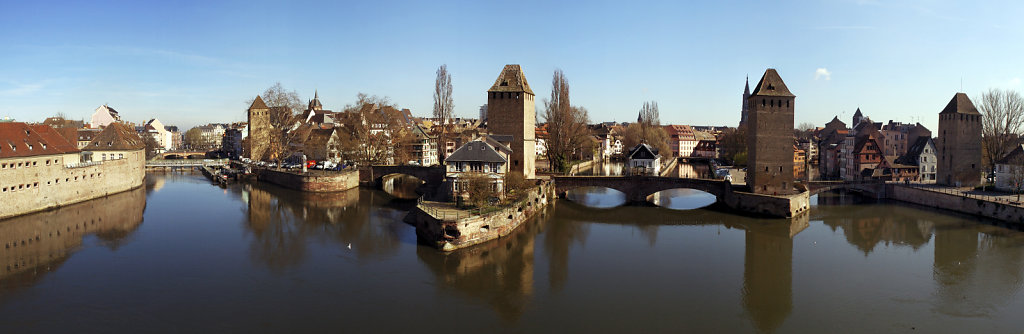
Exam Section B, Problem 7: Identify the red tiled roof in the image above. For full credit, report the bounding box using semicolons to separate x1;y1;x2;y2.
84;122;145;151
0;123;81;159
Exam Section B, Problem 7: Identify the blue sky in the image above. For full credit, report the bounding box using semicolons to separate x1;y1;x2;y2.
2;0;1022;131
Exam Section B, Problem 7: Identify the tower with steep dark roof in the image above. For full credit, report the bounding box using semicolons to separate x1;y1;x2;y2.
308;90;323;111
852;108;864;127
247;95;271;160
740;76;751;127
487;64;536;178
937;92;982;186
746;69;796;195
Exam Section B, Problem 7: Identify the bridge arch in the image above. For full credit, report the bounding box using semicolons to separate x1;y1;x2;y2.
381;173;425;199
552;176;732;204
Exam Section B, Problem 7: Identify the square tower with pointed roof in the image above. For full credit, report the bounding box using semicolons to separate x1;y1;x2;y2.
246;95;271;160
937;92;982;186
487;64;536;179
746;69;796;195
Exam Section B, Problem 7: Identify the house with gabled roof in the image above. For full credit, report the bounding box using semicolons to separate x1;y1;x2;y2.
627;143;661;176
895;137;936;182
995;144;1024;192
444;139;511;197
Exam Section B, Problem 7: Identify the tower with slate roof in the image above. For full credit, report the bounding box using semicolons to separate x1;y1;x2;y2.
247;95;271;160
747;69;796;195
487;64;536;179
937;92;982;186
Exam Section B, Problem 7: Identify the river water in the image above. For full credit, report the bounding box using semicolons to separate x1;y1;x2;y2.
2;172;1024;332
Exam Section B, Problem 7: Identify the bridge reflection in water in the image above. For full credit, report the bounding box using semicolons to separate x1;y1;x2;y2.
6;175;1024;332
564;185;718;210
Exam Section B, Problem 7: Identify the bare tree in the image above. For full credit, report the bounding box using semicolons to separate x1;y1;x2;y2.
337;93;408;166
433;65;454;161
622;101;670;162
461;172;497;209
542;69;591;173
639;101;660;130
795;122;816;139
142;133;160;160
980;88;1024;173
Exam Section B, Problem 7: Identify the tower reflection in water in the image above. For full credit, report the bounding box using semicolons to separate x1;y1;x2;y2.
0;185;147;297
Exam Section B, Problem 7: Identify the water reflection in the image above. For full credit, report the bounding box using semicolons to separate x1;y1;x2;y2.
675;161;712;179
576;161;624;176
5;175;1024;331
932;223;1024;318
382;174;423;199
243;184;412;270
649;189;717;210
565;186;626;208
416;208;546;322
742;217;807;333
0;186;146;297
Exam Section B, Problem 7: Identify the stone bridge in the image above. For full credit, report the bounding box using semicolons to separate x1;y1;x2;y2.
360;165;446;188
160;151;209;159
803;180;887;197
554;175;812;218
552;175;733;203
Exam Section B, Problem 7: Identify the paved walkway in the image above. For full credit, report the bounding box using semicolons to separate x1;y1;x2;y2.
898;183;1024;206
417;200;480;221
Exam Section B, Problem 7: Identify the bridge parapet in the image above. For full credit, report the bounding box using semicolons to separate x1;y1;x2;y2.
553;175;810;218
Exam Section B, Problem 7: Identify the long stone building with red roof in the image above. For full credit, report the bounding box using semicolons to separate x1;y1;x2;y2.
0;122;144;220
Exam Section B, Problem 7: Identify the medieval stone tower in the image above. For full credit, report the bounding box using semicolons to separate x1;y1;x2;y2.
746;69;795;195
246;95;271;161
487;64;536;179
937;92;982;187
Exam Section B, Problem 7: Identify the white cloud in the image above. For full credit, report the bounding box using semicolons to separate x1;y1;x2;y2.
815;68;832;81
1011;78;1021;86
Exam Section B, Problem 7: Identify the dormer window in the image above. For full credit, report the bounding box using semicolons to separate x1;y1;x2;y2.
501;80;508;86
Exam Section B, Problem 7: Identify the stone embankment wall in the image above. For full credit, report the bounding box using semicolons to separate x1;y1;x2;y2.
659;157;679;177
1;150;145;220
410;181;554;251
886;185;1024;225
722;190;810;218
256;168;358;192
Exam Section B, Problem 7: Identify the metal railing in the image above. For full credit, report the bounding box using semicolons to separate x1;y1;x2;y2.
416;182;550;222
898;182;1024;206
146;159;228;167
65;161;104;169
